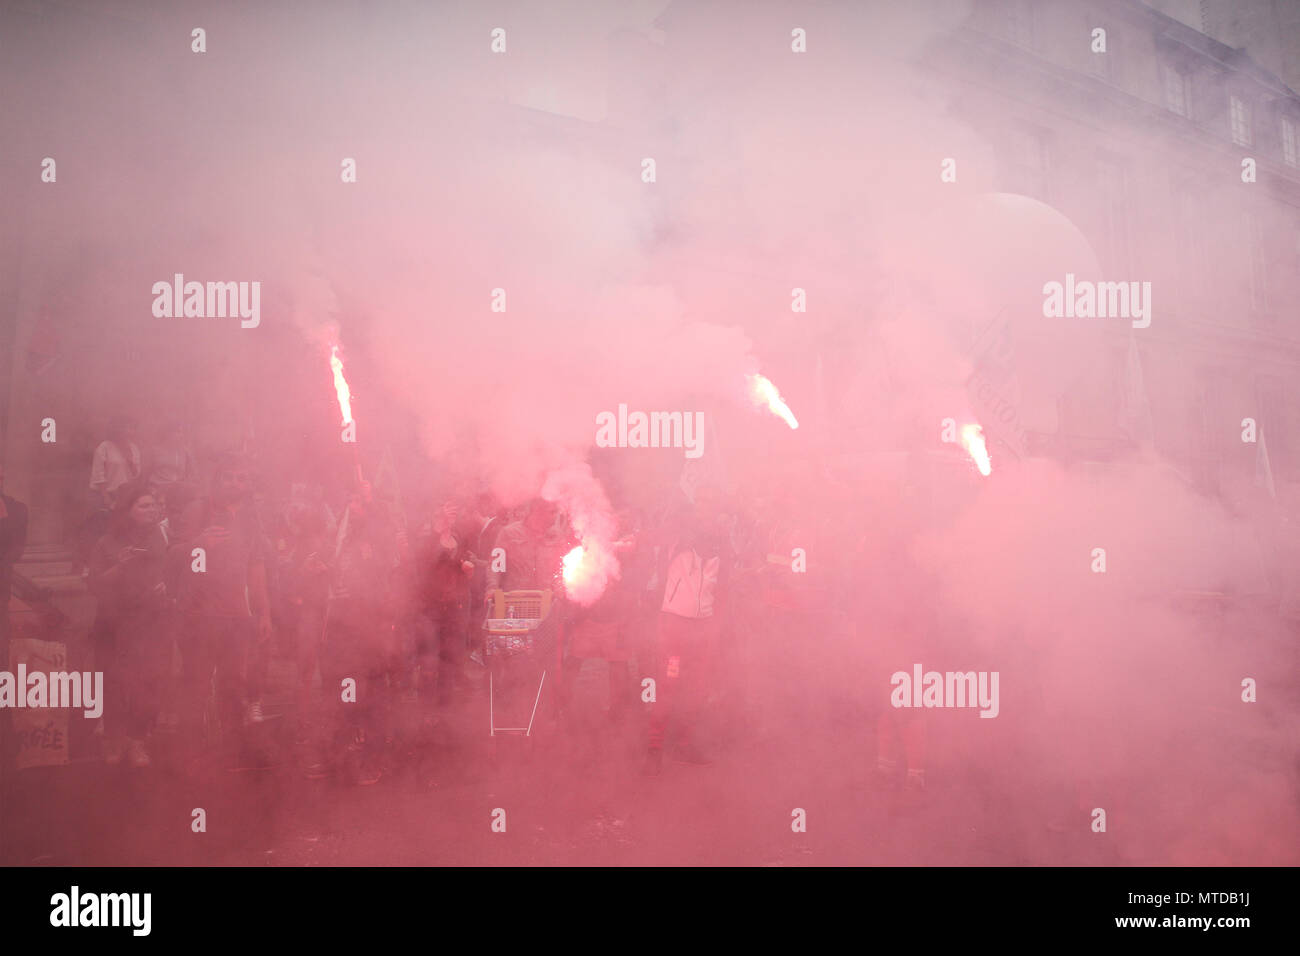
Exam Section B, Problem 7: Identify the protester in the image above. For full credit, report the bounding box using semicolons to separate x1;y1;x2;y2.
753;491;832;737
414;497;475;713
78;417;142;574
170;454;274;769
861;464;936;797
89;417;142;510
158;481;199;546
464;491;504;664
87;481;169;768
481;498;573;738
643;485;734;776
467;491;504;564
144;421;197;497
560;510;644;726
317;479;405;784
488;498;567;595
273;495;333;746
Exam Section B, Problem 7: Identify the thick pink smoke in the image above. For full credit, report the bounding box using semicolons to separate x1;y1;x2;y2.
542;462;620;605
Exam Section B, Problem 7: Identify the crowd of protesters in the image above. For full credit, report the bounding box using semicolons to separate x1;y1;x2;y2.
0;415;938;795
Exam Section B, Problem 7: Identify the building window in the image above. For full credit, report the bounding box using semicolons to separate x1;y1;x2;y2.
1230;95;1253;147
1282;116;1298;167
1163;63;1192;117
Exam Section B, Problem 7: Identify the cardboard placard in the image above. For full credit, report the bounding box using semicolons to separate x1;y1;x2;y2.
9;637;71;768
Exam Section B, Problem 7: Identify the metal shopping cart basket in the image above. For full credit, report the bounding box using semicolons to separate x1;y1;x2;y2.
484;589;557;736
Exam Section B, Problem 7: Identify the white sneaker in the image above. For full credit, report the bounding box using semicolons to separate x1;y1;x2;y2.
244;700;265;725
125;737;151;769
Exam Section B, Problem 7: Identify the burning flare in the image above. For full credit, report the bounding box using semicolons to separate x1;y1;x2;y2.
960;423;992;476
747;372;799;429
542;464;622;606
562;545;586;588
329;345;354;426
561;540;616;606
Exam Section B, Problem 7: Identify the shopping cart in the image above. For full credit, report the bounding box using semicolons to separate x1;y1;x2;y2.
484;589;557;736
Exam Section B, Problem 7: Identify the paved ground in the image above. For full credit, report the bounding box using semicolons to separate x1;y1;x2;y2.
3;652;1296;867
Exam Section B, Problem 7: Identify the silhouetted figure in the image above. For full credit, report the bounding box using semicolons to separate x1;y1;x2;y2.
318;479;404;784
414;497;475;712
88;481;168;768
170;454;273;768
643;486;733;776
145;421;197;497
561;510;644;726
78;417;142;575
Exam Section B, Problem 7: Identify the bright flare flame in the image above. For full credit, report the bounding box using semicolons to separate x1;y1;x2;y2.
561;541;615;605
747;373;799;429
960;423;992;477
562;545;586;588
329;345;354;425
542;466;621;606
